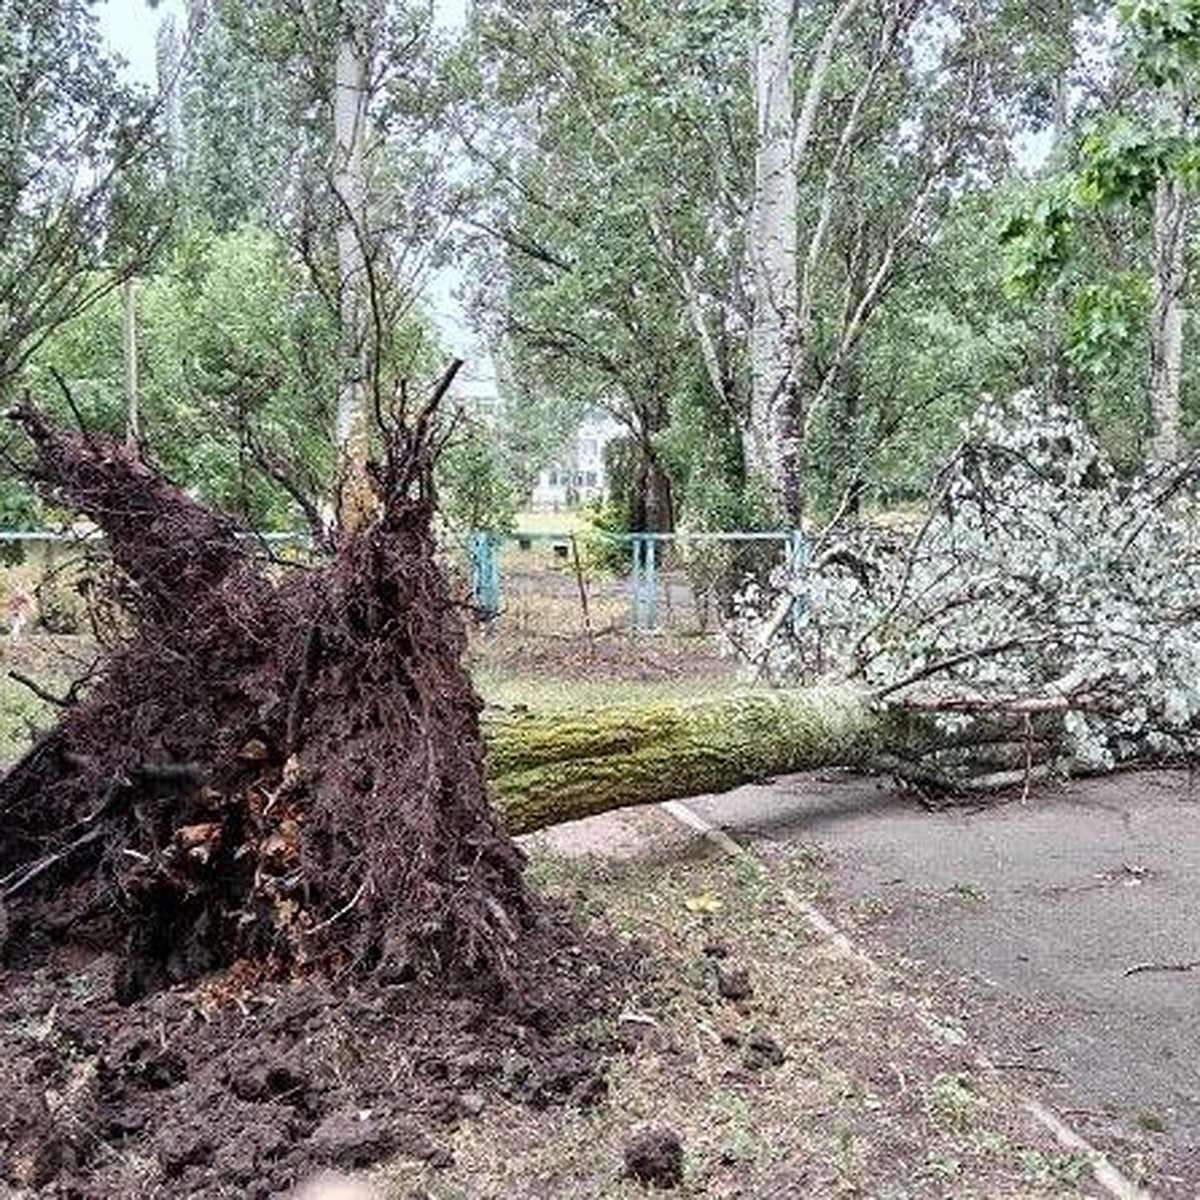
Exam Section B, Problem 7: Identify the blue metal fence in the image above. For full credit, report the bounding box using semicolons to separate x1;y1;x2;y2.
0;527;808;639
467;528;807;635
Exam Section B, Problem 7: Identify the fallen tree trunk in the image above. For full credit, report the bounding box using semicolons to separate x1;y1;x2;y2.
485;687;895;834
483;689;1068;834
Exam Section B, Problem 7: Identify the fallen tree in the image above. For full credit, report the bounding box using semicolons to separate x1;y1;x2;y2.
4;393;1197;970
483;688;1071;833
490;394;1200;831
485;687;886;833
0;385;541;1000
0;387;647;1199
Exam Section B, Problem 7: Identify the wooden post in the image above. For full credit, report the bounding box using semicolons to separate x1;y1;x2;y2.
569;533;595;656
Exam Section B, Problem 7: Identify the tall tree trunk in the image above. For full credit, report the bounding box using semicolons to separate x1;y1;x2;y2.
1149;173;1186;462
333;34;370;467
1043;68;1073;409
749;0;804;526
122;275;139;447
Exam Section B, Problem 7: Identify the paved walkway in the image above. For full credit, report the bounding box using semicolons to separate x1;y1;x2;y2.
529;768;1200;1194
689;769;1200;1194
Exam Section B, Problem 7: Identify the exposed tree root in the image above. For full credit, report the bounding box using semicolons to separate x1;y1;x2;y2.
0;393;538;1002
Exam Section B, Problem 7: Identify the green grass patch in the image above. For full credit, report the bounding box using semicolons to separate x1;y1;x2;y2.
474;668;739;714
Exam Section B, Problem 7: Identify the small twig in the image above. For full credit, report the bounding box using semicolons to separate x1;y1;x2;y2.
992;1061;1064;1075
1123;960;1200;977
7;669;75;707
569;534;594;658
1020;711;1034;804
896;690;1110;714
286;618;323;754
872;635;1056;702
1;827;104;898
48;367;93;439
305;878;369;935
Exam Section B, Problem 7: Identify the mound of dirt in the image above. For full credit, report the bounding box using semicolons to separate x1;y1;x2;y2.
0;904;636;1196
0;393;639;1194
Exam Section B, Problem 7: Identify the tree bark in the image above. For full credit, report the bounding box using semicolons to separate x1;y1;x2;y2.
484;687;892;834
748;0;863;525
749;0;803;525
333;34;370;461
121;275;139;446
1149;172;1186;462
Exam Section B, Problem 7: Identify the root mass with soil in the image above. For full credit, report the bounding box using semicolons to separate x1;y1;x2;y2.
0;392;630;1197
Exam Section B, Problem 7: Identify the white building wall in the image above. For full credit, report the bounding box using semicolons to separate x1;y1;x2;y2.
530;410;624;510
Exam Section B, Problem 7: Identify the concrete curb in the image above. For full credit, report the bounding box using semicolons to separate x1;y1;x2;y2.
658;798;1155;1200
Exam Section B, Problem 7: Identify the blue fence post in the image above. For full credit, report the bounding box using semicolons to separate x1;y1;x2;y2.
787;528;809;636
470;530;501;624
628;533;645;633
645;535;658;631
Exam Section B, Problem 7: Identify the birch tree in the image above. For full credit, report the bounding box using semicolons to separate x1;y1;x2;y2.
1149;170;1186;459
748;0;862;524
332;26;371;471
748;0;801;522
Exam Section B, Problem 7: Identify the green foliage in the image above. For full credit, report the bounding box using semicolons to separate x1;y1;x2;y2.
995;0;1200;464
1121;0;1200;82
998;181;1077;298
437;422;522;533
1076;118;1173;208
179;11;304;233
1065;272;1150;375
660;379;770;531
0;0;168;391
23;225;345;528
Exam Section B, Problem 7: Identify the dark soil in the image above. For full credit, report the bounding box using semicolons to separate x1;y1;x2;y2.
0;903;639;1197
622;1126;684;1190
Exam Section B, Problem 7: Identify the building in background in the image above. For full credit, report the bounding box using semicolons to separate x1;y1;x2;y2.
447;354;502;426
529;409;623;510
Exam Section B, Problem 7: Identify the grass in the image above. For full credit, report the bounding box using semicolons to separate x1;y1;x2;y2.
474;667;739;714
359;830;1104;1199
510;509;592;536
0;656;78;763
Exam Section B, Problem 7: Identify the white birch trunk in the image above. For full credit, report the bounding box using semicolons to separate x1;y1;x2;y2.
1149;173;1186;462
122;275;139;446
749;0;803;524
333;36;370;460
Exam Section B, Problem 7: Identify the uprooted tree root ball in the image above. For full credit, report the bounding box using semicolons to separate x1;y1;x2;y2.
0;396;637;1195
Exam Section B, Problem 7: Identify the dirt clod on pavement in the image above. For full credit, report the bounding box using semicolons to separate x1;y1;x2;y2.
623;1125;685;1190
715;963;753;1001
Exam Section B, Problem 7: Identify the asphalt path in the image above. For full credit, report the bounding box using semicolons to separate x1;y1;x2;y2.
688;769;1200;1195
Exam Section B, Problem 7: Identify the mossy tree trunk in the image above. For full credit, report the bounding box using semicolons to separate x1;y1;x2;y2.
484;687;902;835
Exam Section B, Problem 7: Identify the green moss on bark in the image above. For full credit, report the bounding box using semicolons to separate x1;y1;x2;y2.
484;687;886;834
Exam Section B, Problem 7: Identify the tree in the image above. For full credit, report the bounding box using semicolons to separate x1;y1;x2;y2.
1000;0;1200;461
458;0;1061;531
486;390;1200;830
0;0;168;397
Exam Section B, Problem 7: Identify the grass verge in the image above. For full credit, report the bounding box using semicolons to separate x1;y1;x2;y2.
362;823;1102;1199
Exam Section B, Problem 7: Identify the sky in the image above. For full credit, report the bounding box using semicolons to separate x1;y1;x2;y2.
96;0;487;368
97;0;469;85
98;0;184;87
